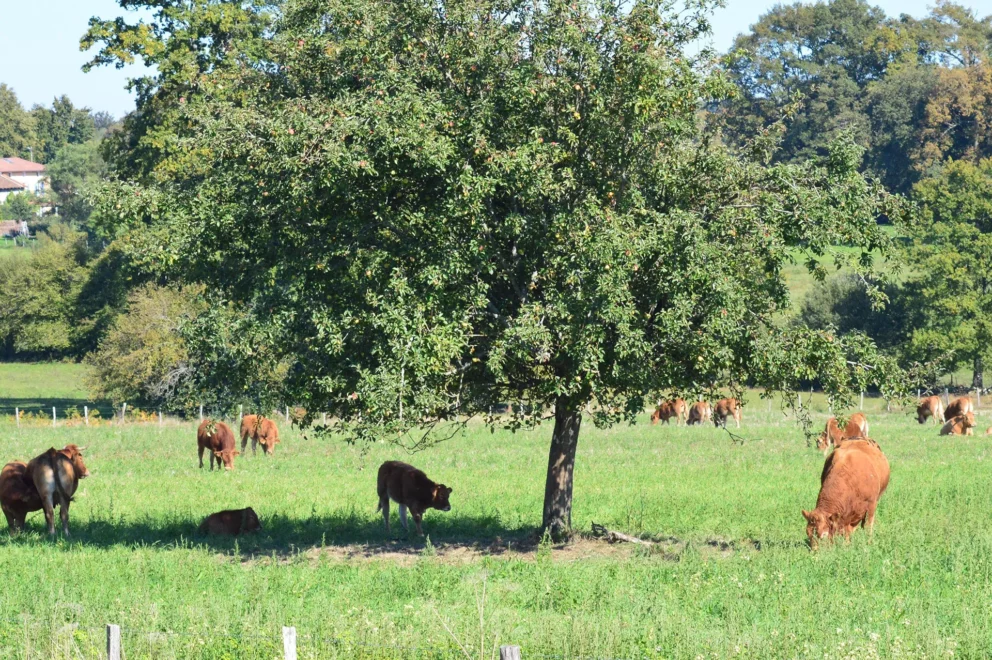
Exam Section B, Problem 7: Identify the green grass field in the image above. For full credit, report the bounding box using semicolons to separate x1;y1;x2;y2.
1;404;990;659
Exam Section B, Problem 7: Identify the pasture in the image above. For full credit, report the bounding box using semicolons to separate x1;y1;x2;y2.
1;404;991;659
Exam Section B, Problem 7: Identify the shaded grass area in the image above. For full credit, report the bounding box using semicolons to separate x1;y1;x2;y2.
0;408;990;658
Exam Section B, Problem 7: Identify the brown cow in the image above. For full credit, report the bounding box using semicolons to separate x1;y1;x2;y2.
916;396;945;425
713;398;741;429
23;445;91;536
986;426;992;436
0;462;38;533
817;413;870;452
940;412;977;436
802;439;890;549
686;401;712;426
198;507;262;536
240;414;280;456
944;397;973;421
197;419;239;470
651;399;687;425
377;461;452;536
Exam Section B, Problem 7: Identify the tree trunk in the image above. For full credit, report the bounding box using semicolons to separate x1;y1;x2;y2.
542;396;582;539
973;356;984;390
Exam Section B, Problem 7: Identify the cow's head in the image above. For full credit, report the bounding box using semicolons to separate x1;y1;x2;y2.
241;507;262;533
432;484;453;511
61;445;91;478
259;424;280;454
802;509;839;549
916;405;928;424
815;433;831;451
962;412;977;429
214;449;240;470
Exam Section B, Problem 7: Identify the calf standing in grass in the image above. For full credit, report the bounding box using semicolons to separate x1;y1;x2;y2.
686;401;712;425
199;507;262;536
240;414;280;456
197;420;239;470
944;397;973;421
377;461;452;536
713;398;741;429
803;439;889;549
651;399;687;425
917;396;945;425
817;413;870;452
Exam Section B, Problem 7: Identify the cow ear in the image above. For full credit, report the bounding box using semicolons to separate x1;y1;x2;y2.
214;450;223;457
801;510;812;522
233;451;241;456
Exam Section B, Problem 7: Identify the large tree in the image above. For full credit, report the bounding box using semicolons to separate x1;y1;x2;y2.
902;158;992;389
91;0;904;536
0;84;36;160
31;96;96;163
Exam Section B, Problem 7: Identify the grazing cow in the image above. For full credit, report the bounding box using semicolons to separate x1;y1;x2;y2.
24;445;91;537
240;414;280;456
940;412;977;436
198;507;262;536
197;420;239;470
802;439;890;549
377;461;452;536
713;398;741;429
651;399;687;425
986;426;992;436
917;396;945;425
944;397;973;421
0;462;38;533
686;401;712;426
817;413;870;452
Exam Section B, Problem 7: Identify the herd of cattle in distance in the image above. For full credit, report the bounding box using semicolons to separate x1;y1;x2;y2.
0;414;454;539
0;394;985;547
651;394;987;548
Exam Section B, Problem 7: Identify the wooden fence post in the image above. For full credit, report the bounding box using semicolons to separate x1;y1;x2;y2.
52;407;56;428
500;645;522;660
282;626;297;660
84;405;88;426
106;624;121;660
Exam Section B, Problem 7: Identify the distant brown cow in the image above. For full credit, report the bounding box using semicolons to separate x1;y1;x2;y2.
198;507;262;536
817;413;870;452
651;399;687;425
917;396;945;425
944;397;973;421
197;420;239;470
686;401;712;426
22;445;91;536
377;461;452;536
986;426;992;436
0;462;38;533
713;398;741;429
940;412;976;436
802;439;890;549
240;415;280;456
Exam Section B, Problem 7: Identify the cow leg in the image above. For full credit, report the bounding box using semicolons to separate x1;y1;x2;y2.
379;497;390;533
413;511;424;536
252;436;258;457
209;452;216;471
59;496;71;537
241;432;248;455
398;504;408;531
198;445;205;469
2;507;19;533
41;494;56;536
866;503;878;537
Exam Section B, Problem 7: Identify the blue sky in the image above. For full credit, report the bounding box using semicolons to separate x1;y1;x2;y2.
0;0;966;119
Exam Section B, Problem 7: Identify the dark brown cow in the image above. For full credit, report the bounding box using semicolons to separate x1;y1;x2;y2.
198;507;262;536
686;401;712;426
713;398;741;429
0;462;38;533
22;445;91;536
651;399;687;425
377;461;452;536
240;414;280;456
802;439;890;549
197;420;239;470
940;412;977;436
944;397;973;421
916;396;945;425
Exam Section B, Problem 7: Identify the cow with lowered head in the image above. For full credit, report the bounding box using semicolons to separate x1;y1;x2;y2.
651;399;687;425
686;401;712;426
377;461;452;536
240;414;280;456
197;419;239;470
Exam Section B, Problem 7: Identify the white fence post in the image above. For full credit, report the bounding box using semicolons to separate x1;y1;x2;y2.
84;405;88;426
977;388;981;408
52;406;56;428
122;403;127;424
159;410;163;428
285;406;290;423
239;404;243;421
322;412;326;425
945;387;949;406
15;407;19;428
500;646;522;660
106;624;121;660
860;391;864;410
282;626;297;660
199;404;204;422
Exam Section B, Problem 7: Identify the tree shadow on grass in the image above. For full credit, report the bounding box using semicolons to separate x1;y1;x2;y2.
3;510;542;560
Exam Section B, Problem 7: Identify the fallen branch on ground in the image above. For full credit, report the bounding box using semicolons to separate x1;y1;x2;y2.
591;522;654;545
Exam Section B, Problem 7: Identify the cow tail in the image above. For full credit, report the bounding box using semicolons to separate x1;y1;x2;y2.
47;449;70;504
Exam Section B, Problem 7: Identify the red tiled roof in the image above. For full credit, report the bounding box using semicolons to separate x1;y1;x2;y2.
0;157;45;174
0;174;26;191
